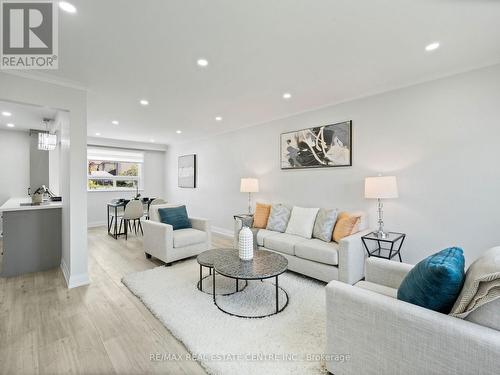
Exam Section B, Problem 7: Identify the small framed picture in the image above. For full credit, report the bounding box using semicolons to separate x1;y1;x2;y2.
178;154;196;188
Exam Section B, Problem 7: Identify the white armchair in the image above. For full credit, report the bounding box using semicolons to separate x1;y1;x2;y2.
325;257;500;375
143;204;211;265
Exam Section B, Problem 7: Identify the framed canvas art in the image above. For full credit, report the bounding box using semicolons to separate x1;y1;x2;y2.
178;154;196;188
280;120;352;169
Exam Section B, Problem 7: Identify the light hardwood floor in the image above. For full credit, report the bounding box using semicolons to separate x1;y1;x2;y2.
0;227;232;374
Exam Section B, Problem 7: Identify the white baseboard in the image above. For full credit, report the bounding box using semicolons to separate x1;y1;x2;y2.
211;226;234;239
88;221;107;228
88;219;146;229
60;258;70;284
67;272;90;289
60;259;90;289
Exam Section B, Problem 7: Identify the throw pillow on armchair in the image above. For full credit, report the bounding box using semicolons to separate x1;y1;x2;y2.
158;205;192;230
397;247;466;313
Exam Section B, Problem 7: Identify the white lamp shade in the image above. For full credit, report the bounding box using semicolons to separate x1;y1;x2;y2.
240;178;259;193
365;176;398;199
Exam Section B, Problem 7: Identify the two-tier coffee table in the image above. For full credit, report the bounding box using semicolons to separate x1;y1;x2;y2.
196;248;247;295
211;249;289;318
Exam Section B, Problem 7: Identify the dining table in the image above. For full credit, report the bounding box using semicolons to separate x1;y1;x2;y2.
107;197;156;239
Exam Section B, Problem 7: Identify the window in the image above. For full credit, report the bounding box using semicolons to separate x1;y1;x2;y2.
87;147;144;191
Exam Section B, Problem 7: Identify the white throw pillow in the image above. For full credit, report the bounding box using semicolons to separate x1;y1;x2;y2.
285;206;320;239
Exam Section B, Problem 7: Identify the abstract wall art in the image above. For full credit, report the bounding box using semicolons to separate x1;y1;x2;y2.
280;121;352;169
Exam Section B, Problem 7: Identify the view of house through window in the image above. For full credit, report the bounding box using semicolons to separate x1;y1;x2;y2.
87;147;144;190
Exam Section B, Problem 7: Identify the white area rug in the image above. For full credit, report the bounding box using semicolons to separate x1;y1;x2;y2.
122;258;328;375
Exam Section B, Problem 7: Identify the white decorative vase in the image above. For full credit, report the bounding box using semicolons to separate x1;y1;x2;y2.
238;226;254;260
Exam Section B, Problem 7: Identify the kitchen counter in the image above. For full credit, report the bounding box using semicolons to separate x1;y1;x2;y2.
0;197;62;212
1;197;62;277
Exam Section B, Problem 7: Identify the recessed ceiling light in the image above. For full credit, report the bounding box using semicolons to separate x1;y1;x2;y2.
150;139;155;143
197;59;209;67
215;116;222;121
283;92;292;99
95;132;101;136
111;120;119;125
1;111;12;117
176;130;182;134
6;123;15;128
139;99;149;106
425;42;440;52
59;1;77;13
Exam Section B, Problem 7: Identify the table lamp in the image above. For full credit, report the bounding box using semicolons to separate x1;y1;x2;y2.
240;178;259;214
364;175;398;239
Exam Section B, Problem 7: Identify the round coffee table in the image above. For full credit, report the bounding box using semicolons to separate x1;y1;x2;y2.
212;249;289;318
196;248;247;295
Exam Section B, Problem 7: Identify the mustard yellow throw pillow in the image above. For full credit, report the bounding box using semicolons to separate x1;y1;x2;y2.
333;212;361;242
253;203;272;229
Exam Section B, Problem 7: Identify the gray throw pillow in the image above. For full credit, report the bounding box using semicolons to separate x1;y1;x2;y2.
313;208;338;242
266;204;292;233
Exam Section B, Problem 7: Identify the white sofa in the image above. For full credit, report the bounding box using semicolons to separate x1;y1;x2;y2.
234;211;371;284
325;257;500;375
143;204;211;265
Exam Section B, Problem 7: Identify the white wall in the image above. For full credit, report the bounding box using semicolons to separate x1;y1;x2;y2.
49;129;61;196
0;129;30;234
143;150;167;200
87;149;167;226
165;64;500;265
0;72;88;288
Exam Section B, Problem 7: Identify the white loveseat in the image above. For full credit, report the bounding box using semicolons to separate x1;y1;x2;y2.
325;256;500;374
143;204;211;265
234;211;371;284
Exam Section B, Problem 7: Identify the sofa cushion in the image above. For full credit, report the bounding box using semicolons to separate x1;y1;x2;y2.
285;206;319;239
295;239;339;266
313;208;338;242
158;205;192;230
266;204;292;233
464;298;500;331
356;280;398;298
173;228;207;248
253;202;272;229
332;212;360;242
347;210;369;231
256;229;280;246
263;233;307;256
397;247;465;313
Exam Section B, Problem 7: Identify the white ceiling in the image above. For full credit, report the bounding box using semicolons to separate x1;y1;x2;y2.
0;100;57;132
23;0;500;144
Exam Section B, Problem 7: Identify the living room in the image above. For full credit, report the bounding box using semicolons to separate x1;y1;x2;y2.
0;1;499;374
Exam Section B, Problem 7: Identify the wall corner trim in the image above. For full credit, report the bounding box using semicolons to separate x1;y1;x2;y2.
60;259;90;289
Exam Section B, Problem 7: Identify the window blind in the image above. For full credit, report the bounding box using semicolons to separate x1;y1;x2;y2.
87;147;144;163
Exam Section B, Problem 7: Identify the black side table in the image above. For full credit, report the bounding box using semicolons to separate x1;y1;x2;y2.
361;232;406;262
233;213;254;227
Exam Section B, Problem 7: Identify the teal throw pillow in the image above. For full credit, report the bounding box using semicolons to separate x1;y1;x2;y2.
158;206;192;230
397;247;465;313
